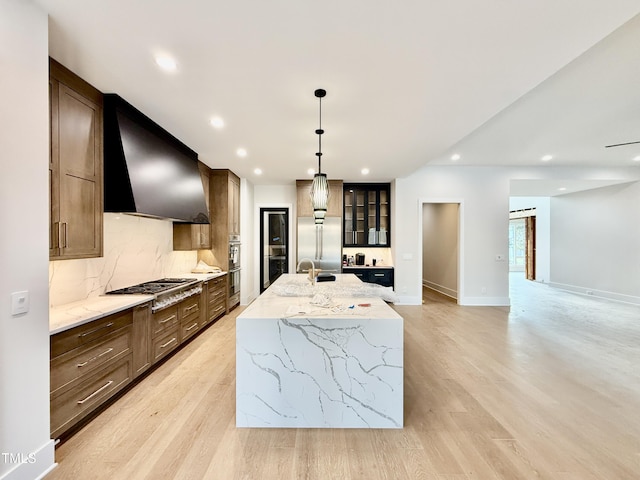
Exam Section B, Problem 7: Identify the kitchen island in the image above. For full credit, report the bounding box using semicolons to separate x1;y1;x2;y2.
236;273;403;428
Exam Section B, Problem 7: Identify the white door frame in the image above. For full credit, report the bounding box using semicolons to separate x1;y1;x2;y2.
418;198;465;304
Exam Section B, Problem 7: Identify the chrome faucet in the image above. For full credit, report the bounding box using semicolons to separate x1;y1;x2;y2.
296;258;316;282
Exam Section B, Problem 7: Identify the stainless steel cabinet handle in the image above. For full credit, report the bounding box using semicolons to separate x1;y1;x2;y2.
374;273;385;277
77;380;113;405
79;322;114;338
160;337;177;349
62;222;68;248
77;347;114;367
186;322;198;332
184;304;198;313
159;314;176;324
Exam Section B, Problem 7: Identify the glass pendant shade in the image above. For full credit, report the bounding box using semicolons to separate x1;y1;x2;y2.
310;172;329;224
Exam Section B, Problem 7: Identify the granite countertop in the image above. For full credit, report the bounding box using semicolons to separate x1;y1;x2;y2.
49;271;227;335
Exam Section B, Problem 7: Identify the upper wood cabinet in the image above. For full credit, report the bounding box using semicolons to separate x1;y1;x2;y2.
296;179;343;217
209;169;240;244
173;162;211;250
49;59;104;260
343;183;391;247
228;172;240;236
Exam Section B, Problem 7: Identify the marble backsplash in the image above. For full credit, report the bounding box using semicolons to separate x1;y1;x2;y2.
49;213;198;307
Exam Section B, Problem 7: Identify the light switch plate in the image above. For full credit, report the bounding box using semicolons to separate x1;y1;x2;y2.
11;291;29;316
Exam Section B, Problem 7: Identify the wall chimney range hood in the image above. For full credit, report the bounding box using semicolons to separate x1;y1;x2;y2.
103;94;210;224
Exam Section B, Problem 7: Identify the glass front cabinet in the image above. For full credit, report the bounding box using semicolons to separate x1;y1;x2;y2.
343;183;391;247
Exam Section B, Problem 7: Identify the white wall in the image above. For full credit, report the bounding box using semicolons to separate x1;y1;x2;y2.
509;196;551;283
395;165;640;306
396;166;512;306
240;179;256;305
0;1;56;478
250;184;297;301
550;181;640;303
422;203;459;299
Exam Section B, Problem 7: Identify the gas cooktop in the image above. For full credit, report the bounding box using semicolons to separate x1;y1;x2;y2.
105;278;197;295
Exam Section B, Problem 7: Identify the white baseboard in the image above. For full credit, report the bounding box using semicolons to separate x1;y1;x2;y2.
548;282;640;306
393;295;422;306
0;439;56;480
459;296;511;307
422;280;457;301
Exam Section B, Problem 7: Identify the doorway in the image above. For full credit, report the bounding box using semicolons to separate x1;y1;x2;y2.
509;209;536;280
421;202;461;302
259;208;289;293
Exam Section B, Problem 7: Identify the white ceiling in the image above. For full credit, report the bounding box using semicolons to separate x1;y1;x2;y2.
33;0;640;187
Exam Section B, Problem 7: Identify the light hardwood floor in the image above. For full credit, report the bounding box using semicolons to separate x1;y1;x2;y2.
47;276;640;479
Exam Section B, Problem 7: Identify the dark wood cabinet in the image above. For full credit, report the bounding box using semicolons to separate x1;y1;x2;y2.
343;183;390;247
49;59;103;260
342;267;394;288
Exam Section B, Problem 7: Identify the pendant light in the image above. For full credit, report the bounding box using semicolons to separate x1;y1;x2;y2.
310;88;329;225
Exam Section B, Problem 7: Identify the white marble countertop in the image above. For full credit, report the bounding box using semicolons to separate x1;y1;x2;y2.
49;271;227;335
239;274;401;321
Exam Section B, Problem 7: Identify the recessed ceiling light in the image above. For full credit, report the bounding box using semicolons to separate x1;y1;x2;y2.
361;168;370;175
541;154;553;162
236;148;247;158
154;55;177;72
633;155;640;162
307;168;315;175
558;187;567;191
451;153;461;161
254;168;262;175
210;117;224;129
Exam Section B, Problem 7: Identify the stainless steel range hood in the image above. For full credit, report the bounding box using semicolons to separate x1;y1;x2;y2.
103;94;210;223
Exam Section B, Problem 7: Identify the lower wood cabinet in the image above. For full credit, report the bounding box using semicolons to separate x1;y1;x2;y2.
50;309;133;439
50;278;228;440
204;275;227;326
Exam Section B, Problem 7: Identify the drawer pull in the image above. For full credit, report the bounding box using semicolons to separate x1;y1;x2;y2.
77;347;114;367
186;322;198;332
184;304;198;313
79;322;114;338
160;337;177;349
159;314;176;325
374;273;385;277
77;380;114;405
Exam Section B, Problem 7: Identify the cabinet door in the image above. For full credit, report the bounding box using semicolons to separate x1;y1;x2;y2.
343;184;390;247
229;173;240;235
50;60;103;260
132;303;152;378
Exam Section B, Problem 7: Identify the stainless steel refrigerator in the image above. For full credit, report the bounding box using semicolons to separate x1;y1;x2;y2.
297;217;342;273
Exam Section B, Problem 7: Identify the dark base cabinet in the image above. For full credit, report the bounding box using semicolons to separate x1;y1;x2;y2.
342;267;394;288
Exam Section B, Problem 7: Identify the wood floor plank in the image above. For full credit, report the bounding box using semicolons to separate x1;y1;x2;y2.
47;276;640;479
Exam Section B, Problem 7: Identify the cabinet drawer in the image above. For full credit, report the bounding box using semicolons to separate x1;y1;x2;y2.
208;286;226;304
51;355;132;439
207;300;226;324
179;297;200;323
152;327;179;363
51;327;131;394
208;276;226;292
151;305;179;338
180;317;200;342
370;270;393;287
51;309;133;358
